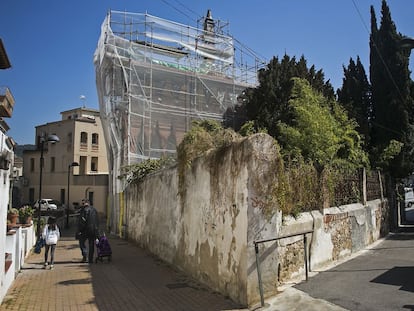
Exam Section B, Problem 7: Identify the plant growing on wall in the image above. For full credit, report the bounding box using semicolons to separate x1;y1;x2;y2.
270;155;321;217
176;119;241;198
119;156;175;184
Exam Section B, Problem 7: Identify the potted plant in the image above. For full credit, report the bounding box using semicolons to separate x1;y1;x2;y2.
7;208;19;225
18;206;34;224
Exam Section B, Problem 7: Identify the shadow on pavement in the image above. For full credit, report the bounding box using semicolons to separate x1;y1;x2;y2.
371;266;414;292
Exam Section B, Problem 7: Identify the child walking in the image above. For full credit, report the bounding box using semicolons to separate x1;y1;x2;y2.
42;216;60;270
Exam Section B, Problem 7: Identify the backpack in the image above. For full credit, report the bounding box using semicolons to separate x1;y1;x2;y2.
45;226;59;245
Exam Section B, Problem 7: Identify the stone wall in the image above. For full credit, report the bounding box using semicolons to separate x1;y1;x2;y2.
123;133;389;307
272;200;387;288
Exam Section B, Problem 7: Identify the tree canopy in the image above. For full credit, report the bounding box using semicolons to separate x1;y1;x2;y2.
278;78;368;171
224;54;335;135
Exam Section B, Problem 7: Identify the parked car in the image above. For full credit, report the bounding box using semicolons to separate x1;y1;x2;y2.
33;199;58;211
404;187;414;208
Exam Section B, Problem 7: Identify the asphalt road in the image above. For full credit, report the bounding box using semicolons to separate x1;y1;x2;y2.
294;232;414;311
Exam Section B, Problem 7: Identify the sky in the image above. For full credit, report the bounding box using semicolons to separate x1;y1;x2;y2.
1;0;414;145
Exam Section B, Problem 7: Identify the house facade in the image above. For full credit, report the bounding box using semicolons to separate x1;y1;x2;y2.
22;107;109;217
0;37;21;303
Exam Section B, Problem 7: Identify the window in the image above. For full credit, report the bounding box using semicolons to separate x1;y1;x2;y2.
50;157;55;172
80;156;87;174
67;132;73;151
30;158;35;172
60;189;65;205
67;132;73;144
80;132;88;151
92;133;99;151
88;192;94;206
29;188;35;203
80;132;88;144
92;133;99;145
91;157;98;172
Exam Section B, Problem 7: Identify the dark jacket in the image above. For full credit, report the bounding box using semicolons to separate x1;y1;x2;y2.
78;205;99;238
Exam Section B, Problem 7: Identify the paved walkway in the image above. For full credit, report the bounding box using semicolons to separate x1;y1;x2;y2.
2;227;413;311
0;227;246;311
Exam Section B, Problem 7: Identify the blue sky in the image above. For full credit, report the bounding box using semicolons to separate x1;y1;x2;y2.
1;0;414;145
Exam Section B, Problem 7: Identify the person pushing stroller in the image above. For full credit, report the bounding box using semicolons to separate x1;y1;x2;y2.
76;199;99;263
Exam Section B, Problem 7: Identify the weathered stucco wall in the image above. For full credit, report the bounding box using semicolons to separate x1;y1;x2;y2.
125;133;280;306
251;200;388;304
123;133;389;307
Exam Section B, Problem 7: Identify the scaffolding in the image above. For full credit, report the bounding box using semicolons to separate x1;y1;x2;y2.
94;10;262;233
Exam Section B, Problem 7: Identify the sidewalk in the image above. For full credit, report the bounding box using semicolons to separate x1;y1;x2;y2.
0;227;247;311
5;226;407;311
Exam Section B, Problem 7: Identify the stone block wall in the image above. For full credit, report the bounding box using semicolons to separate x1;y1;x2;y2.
273;200;386;288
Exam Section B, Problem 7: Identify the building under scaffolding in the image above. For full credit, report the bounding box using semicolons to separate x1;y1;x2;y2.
94;9;262;234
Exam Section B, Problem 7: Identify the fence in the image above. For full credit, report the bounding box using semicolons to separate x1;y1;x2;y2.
333;168;384;206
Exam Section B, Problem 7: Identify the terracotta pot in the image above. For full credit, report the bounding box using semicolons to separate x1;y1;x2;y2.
7;213;18;225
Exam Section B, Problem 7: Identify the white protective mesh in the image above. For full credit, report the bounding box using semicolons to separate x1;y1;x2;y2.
94;10;261;190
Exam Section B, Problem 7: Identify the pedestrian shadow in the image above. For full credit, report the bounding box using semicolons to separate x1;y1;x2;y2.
59;278;92;286
371;266;414;292
403;305;414;311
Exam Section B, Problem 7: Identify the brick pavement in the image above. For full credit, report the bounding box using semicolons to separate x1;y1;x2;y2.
1;228;247;311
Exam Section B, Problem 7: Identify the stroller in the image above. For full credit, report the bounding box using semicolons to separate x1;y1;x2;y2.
95;233;112;263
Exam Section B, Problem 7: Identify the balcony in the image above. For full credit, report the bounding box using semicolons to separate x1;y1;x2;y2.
0;87;15;118
80;142;88;151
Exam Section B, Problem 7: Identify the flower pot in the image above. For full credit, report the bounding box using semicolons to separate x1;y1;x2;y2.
7;213;18;226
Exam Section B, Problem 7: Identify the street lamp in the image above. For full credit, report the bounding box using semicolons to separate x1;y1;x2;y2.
36;134;60;239
66;161;79;228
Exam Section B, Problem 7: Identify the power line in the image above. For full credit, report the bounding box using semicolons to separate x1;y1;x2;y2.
171;0;201;20
158;0;198;23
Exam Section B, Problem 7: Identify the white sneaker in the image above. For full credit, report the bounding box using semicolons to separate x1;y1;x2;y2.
50;265;54;270
43;262;48;269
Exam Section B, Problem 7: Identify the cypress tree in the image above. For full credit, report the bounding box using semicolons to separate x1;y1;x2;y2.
337;56;372;151
369;0;414;177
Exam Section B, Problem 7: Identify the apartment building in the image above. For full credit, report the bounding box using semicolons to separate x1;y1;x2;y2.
22;107;109;217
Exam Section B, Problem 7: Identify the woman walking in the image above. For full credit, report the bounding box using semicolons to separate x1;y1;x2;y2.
42;216;60;270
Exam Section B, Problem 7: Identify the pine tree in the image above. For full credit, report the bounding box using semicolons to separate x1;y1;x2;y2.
369;0;414;177
225;54;334;138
